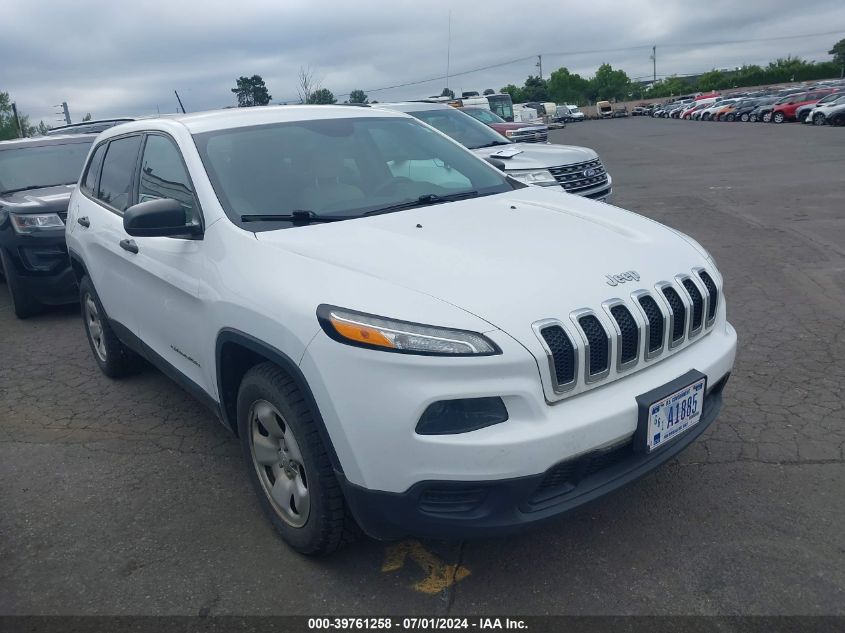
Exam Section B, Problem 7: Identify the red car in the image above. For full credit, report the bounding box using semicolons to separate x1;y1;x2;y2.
460;107;549;143
771;89;837;123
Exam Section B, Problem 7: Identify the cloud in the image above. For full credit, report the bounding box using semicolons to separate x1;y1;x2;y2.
2;0;843;122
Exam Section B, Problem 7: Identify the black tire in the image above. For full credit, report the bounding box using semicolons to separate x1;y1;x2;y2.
0;250;41;319
237;362;360;555
740;113;750;122
702;113;710;121
830;113;844;127
79;275;143;377
813;112;826;126
726;113;736;122
772;111;785;124
762;112;772;123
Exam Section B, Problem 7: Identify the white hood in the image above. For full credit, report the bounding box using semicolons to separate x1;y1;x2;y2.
254;186;709;344
471;142;597;171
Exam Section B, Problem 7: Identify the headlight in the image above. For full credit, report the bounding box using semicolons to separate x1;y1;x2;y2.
507;169;558;186
317;305;499;356
10;213;65;234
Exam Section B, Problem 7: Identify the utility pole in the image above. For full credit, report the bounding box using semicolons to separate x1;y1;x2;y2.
651;46;657;84
537;55;543;80
61;102;71;124
10;102;24;138
445;10;451;94
174;90;186;114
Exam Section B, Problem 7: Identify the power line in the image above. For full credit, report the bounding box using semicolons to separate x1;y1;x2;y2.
293;27;844;103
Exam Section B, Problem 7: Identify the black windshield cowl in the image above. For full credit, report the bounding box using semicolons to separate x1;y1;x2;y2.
240;210;355;225
1;183;70;196
470;141;511;149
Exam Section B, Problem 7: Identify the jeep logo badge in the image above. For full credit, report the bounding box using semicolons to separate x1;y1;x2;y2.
605;270;640;286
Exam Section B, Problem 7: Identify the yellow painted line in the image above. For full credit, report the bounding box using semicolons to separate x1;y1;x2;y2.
381;539;471;595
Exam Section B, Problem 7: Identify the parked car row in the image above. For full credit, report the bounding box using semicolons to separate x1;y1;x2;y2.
2;103;735;555
645;81;845;126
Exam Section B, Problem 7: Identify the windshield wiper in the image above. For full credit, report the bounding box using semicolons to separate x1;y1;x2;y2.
2;183;70;195
470;141;512;149
363;191;480;216
240;210;355;225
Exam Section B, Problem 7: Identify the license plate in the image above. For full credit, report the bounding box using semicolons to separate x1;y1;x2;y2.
645;377;706;452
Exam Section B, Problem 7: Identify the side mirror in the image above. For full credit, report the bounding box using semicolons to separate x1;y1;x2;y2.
123;198;201;238
484;157;507;172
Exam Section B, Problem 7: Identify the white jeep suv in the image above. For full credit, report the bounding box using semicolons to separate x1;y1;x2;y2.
66;106;736;555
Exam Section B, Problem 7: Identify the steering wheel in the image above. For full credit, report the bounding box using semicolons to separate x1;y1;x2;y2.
371;176;414;197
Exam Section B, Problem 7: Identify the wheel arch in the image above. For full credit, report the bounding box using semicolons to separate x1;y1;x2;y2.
68;249;88;284
215;328;343;473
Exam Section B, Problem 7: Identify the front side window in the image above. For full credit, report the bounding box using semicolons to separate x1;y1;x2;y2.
138;135;197;223
97;135;142;212
0;141;93;194
193;116;517;229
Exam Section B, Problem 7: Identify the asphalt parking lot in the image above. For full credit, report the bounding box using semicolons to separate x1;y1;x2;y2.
2;117;844;616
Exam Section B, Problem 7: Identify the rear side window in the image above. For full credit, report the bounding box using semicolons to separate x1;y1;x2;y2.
137;134;198;223
81;143;106;195
97;135;142;212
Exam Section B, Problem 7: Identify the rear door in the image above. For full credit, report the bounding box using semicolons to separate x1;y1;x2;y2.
73;134;144;334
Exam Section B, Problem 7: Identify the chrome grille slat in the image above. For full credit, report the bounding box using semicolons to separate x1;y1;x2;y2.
533;269;720;399
547;158;610;193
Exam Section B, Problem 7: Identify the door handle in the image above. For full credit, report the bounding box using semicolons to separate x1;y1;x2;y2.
77;216;90;228
119;239;139;254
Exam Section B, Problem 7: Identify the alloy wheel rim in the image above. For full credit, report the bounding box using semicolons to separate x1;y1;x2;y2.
84;295;107;362
249;399;310;528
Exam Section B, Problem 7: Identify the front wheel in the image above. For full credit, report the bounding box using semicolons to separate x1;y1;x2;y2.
813;112;826;126
726;114;736;122
237;362;360;555
762;112;772;123
740;113;750;122
829;113;844;127
772;111;785;124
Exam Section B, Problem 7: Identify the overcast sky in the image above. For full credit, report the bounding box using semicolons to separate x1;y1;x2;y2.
3;0;844;123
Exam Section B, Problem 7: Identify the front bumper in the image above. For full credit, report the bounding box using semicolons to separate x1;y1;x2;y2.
0;230;77;304
341;373;729;540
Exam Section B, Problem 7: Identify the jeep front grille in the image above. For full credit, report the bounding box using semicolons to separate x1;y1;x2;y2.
534;269;720;396
547;158;609;194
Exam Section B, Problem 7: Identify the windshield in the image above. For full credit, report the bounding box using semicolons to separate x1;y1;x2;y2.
0;140;92;194
463;108;505;124
407;108;510;150
193;116;517;228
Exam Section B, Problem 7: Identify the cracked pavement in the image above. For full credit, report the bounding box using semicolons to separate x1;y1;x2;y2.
1;118;844;615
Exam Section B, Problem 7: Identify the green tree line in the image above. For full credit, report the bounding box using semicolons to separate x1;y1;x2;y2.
499;39;844;105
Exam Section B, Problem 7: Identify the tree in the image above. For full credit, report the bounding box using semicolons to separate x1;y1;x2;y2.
297;66;322;104
0;92;34;140
548;67;590;105
697;70;728;92
483;88;495;95
82;113;92;121
500;84;523;103
35;121;51;136
231;75;272;107
348;89;368;104
440;87;455;99
830;39;845;66
308;88;336;104
521;75;549;102
589;63;631;102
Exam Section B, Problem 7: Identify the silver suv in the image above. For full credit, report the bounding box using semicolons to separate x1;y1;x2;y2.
378;102;612;201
